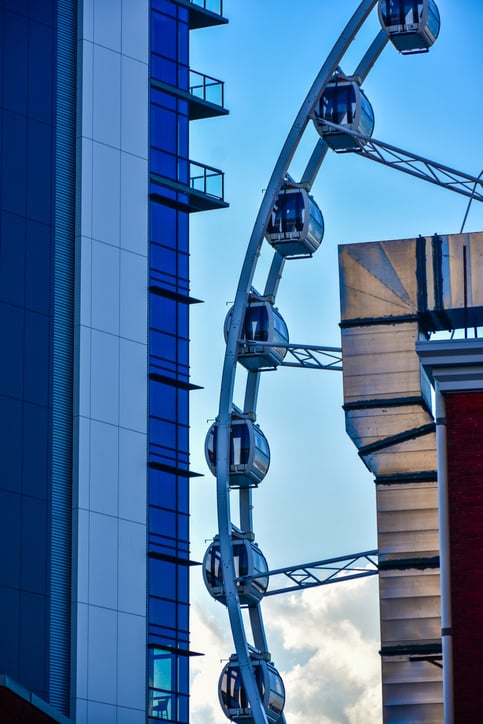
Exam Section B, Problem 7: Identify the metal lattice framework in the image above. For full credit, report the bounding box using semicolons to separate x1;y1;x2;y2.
240;550;378;597
205;2;483;722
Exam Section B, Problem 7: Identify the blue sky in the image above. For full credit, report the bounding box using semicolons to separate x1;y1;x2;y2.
187;2;483;721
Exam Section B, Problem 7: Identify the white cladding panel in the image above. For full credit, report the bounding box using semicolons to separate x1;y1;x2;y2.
73;0;149;720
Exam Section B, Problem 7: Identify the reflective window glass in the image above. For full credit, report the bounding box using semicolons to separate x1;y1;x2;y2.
150;379;176;418
150;416;177;449
149;557;176;599
3;12;28;115
151;295;176;334
0;212;26;307
150;506;176;539
28;21;53;123
150;329;176;362
149;469;177;509
151;53;177;85
151;204;176;245
152;12;177;60
151;105;177;152
243;305;269;342
149;596;176;628
2;111;27;216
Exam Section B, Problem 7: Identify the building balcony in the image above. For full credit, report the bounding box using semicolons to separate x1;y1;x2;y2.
177;0;228;29
151;69;228;120
150;156;228;212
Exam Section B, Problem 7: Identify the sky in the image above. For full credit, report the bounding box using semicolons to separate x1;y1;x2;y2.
186;2;483;722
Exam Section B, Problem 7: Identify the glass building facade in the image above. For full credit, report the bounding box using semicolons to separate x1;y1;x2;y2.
0;0;227;721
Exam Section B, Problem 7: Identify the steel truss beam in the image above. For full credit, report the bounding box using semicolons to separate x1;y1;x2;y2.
239;341;343;370
238;550;378;597
320;120;483;202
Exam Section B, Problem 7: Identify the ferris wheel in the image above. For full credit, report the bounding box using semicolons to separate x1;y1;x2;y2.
201;2;481;722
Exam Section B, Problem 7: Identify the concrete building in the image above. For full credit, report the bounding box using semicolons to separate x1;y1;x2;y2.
340;232;483;723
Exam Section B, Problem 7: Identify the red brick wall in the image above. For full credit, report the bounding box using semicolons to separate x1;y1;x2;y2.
445;391;483;720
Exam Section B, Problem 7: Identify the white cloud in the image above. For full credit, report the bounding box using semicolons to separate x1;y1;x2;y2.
190;576;382;724
190;598;233;724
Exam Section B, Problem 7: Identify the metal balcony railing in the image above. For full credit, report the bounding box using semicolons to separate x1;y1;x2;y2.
189;0;223;16
189;160;224;200
189;69;224;109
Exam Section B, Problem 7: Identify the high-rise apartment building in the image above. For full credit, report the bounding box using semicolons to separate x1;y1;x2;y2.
0;1;227;721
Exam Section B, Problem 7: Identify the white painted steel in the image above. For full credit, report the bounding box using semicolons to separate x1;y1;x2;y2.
213;2;383;722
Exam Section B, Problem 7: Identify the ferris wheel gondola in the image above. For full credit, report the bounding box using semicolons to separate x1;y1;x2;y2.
314;75;375;151
205;414;270;488
378;0;440;54
219;655;285;724
225;296;289;370
203;531;269;606
266;186;324;257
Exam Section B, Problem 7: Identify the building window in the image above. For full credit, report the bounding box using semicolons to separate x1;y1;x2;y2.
148;647;189;723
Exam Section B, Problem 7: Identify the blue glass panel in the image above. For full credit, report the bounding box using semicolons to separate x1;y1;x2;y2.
151;54;177;86
150;506;176;539
151;203;176;245
150;329;176;362
178;303;188;331
4;0;29;14
21;496;48;594
29;0;55;25
151;0;176;19
27;120;53;224
178;99;189;117
177;388;188;421
0;396;22;493
178;602;188;633
150;243;176;277
178;693;189;722
178;7;189;23
0;303;24;399
1;111;27;215
25;220;52;315
151;148;177;180
151;87;176;111
178;337;188;360
177;565;188;598
152;12;177;60
150;379;176;418
149;469;177;509
178;115;188;155
0;586;20;676
149;558;176;599
178;513;189;543
24;312;51;406
178;21;189;65
28;20;53;123
151;295;176;334
177;477;188;512
177;212;188;253
177;63;189;93
3;11;28;115
178;424;188;454
0;490;21;587
178;251;188;283
0;212;26;307
19;590;48;697
149;596;176;629
0;15;3;109
22;402;49;499
150;417;177;449
151;105;177;152
177;157;189;186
